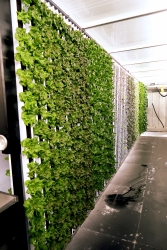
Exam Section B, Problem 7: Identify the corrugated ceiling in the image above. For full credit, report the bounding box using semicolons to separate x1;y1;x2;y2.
53;0;167;85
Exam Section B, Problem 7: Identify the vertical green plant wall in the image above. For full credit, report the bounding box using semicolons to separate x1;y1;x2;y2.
114;69;148;166
134;82;139;139
15;0;115;249
139;82;148;133
126;76;137;149
126;78;147;149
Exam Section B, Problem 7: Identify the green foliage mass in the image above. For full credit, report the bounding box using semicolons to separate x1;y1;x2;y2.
126;76;137;149
16;0;115;249
126;78;147;149
134;82;140;140
139;82;148;133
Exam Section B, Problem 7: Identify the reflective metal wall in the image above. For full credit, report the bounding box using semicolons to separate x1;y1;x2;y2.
147;88;167;131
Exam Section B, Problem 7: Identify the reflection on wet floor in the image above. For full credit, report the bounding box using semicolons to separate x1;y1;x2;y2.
65;132;167;250
105;186;144;209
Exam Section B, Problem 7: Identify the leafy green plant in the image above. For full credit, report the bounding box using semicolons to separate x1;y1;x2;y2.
5;169;10;177
8;188;12;194
16;0;115;249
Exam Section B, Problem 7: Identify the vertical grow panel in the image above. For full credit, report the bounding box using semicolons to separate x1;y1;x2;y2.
138;82;147;133
113;64;147;167
120;68;127;160
113;62;128;168
15;0;115;249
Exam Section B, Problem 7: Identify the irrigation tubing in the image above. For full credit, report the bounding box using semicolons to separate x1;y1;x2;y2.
152;103;164;128
156;87;167;97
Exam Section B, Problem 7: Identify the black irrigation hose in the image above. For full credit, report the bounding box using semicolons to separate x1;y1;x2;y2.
152;103;164;128
156;87;167;97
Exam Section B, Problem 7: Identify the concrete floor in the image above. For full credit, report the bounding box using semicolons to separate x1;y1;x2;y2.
66;132;167;250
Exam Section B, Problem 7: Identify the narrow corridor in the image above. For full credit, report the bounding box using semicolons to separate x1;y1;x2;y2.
66;132;167;250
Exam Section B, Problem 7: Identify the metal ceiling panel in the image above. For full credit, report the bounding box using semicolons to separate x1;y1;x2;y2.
53;0;167;27
87;11;167;53
133;69;167;78
125;60;167;73
112;45;167;65
136;75;167;84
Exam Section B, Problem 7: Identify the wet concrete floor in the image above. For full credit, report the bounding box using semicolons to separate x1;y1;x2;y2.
66;132;167;250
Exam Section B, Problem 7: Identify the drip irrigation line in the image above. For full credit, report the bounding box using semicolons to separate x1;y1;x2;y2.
152;103;164;128
156;87;167;97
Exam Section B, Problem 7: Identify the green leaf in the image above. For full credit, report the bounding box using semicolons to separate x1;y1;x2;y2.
5;169;10;177
8;188;12;194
